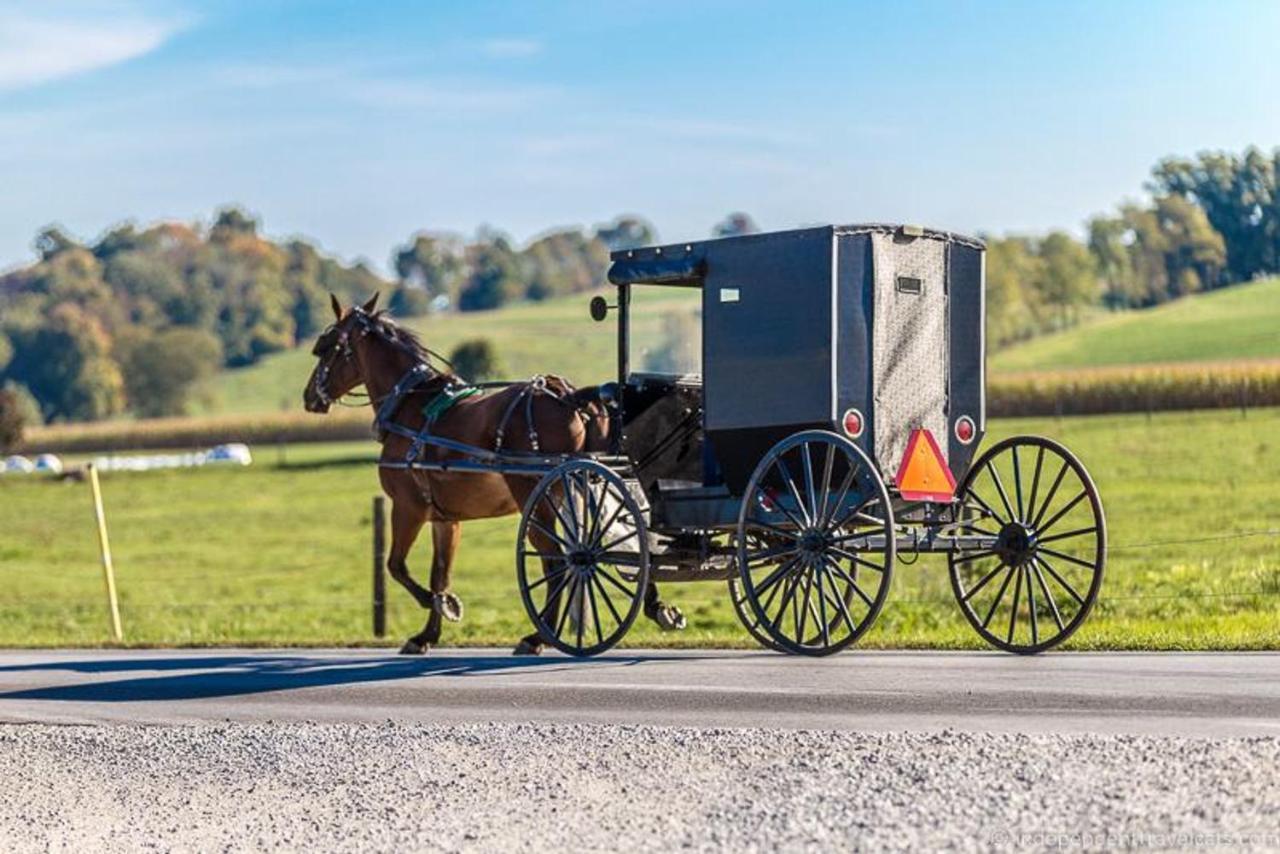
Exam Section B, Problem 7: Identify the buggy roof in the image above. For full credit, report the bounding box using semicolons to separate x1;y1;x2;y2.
608;223;985;287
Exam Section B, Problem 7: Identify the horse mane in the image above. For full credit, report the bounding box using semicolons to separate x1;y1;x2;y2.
365;310;458;379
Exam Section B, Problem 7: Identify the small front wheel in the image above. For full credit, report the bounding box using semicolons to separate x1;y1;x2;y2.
516;460;650;657
735;431;895;656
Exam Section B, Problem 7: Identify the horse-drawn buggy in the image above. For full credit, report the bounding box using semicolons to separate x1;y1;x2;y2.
306;224;1106;657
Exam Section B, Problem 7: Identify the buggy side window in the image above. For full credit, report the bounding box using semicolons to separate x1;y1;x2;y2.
628;286;702;377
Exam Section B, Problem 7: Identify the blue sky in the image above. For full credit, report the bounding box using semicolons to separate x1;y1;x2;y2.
2;0;1279;273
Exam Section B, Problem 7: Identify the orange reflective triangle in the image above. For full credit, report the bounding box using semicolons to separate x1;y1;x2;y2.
894;428;956;502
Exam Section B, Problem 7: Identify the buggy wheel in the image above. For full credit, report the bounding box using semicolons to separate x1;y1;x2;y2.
736;431;895;656
948;436;1106;654
516;460;650;657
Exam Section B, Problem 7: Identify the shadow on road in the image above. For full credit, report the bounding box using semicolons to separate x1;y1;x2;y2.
0;653;677;703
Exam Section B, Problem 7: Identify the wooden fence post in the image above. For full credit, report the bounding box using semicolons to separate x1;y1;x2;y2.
86;463;123;643
372;495;386;638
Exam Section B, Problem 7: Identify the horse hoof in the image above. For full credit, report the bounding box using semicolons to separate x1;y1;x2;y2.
656;604;687;632
435;592;465;623
399;640;428;655
512;638;543;656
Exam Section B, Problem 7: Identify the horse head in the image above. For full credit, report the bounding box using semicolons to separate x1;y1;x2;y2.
303;292;379;413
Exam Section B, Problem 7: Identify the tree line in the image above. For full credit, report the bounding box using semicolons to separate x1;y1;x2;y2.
2;147;1279;436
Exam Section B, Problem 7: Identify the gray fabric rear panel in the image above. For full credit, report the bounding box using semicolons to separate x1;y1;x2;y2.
870;233;949;475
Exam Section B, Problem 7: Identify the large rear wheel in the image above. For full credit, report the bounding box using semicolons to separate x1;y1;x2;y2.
949;436;1106;653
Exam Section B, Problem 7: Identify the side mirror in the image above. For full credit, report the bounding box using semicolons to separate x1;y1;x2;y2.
589;295;612;322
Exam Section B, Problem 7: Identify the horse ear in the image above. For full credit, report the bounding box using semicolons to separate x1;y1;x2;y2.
330;293;343;321
361;292;380;314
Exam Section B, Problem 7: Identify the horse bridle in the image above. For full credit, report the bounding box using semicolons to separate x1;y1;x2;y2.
309;310;377;408
309;309;456;410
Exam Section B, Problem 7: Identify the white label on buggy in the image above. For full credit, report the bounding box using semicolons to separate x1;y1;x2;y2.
719;287;740;303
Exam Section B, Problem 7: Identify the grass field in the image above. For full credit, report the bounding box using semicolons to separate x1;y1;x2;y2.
992;276;1280;372
2;408;1277;650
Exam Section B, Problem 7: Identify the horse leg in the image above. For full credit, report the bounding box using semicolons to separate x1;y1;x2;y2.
513;495;564;656
386;499;435;654
644;581;688;631
405;521;461;652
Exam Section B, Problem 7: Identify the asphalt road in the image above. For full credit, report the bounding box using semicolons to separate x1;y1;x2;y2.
1;648;1277;736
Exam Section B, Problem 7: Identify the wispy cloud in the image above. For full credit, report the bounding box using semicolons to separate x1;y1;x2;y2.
478;37;543;59
0;3;185;91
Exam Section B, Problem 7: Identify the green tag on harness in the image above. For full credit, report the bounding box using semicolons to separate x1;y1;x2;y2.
422;384;481;424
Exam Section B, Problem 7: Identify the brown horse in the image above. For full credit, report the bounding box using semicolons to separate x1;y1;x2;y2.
303;293;684;654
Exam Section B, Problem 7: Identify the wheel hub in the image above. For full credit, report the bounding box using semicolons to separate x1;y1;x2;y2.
996;522;1038;566
798;530;828;555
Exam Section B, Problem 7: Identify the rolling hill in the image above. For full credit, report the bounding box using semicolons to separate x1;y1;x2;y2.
991;276;1280;373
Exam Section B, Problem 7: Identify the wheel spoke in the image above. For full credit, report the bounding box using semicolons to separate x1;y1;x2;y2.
598;551;645;567
770;570;802;634
1036;555;1086;606
588;487;628;549
816;561;857;634
1007;563;1024;644
980;566;1015;629
587;575;605;647
801;444;819;527
535;571;570;624
744;542;800;565
527;518;574;553
753;554;805;599
1031;559;1066;631
1038;525;1097;546
774;456;813;527
580;475;604;546
828;546;885;574
595;564;637;598
1012;445;1025;520
560;474;583;541
554;575;579;639
524;562;571;591
544;492;581;548
796;562;816;642
1030;462;1069;529
822;556;876;609
813;564;832;647
743;521;800;541
1027;446;1046;522
1026;565;1040;645
1036;491;1089;537
590;572;624;628
816;443;836;528
961;560;1008;602
985;461;1018;523
598;528;640;553
1037;546;1097;571
575;579;586;650
820;465;858;530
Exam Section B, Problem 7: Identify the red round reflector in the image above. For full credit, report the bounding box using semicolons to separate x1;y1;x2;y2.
955;415;976;445
842;408;864;439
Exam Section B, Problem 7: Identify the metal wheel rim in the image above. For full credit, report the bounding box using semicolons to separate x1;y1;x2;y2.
516;460;650;657
948;435;1107;654
735;430;895;656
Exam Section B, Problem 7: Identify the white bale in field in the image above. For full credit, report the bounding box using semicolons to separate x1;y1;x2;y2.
33;454;63;474
2;455;35;474
205;443;252;466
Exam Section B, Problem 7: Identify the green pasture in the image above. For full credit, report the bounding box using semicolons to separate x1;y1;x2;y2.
1;408;1277;650
992;276;1280;372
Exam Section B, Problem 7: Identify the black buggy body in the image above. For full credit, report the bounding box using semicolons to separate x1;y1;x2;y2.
506;224;1106;656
